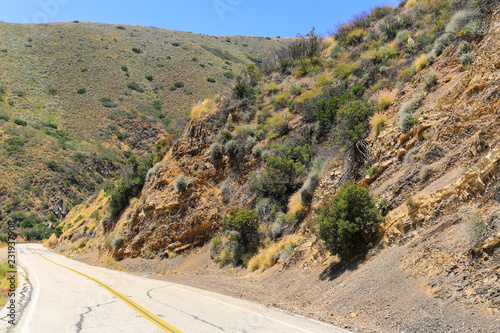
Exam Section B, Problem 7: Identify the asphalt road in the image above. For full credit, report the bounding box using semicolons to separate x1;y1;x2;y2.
0;244;349;333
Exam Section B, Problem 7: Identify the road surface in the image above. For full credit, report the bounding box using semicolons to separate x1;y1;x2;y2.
0;244;349;333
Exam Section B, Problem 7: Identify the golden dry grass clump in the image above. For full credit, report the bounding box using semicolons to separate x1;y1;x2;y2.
248;234;303;272
414;54;430;73
371;113;388;137
190;98;218;119
371;89;396;110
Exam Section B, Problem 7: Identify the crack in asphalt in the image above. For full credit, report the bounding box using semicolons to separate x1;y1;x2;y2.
146;286;225;331
75;300;116;333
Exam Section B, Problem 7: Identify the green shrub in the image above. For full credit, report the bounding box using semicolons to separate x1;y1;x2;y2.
399;93;425;130
255;197;277;222
174;81;184;88
210;234;223;258
245;136;257;150
132;47;142;54
22;226;52;241
460;53;472;66
220;179;229;196
290;85;303;96
112;235;123;247
116;26;125;30
54;226;63;237
253;145;263;157
5;136;27;154
127;82;144;93
210;142;222;159
405;195;417;209
0;113;9;121
367;166;379;177
423;73;438;92
228;240;246;265
249;144;312;207
207;77;216;83
121;65;128;72
433;40;446;56
270;212;286;239
334;62;359;80
146;162;163;183
317;183;383;260
420;167;433;182
300;171;320;205
272;91;289;109
101;217;110;228
400;113;419;131
174;175;187;192
317;74;333;87
77;88;86;94
144;248;153;259
458;41;469;55
336;101;373;144
463;18;488;38
223;208;259;247
223;71;234;79
466;213;487;233
152;100;162;111
109;155;153;218
101;97;118;108
224;139;239;157
267;83;279;95
145;74;154;81
14;119;27;126
346;28;367;46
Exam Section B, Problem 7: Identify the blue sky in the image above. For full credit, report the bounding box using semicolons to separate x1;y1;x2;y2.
0;0;401;37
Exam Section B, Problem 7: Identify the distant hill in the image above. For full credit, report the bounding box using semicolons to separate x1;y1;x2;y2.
0;21;283;233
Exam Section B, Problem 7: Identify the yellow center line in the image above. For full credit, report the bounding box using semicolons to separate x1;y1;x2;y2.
26;245;182;333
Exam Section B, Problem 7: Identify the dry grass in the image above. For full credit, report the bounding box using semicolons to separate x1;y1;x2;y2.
371;89;396;110
248;234;303;272
414;54;430;72
190;98;217;119
44;234;58;248
294;87;323;104
288;191;306;217
371;114;388;137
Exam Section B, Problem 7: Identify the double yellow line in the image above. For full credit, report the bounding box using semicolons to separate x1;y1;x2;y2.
26;245;181;333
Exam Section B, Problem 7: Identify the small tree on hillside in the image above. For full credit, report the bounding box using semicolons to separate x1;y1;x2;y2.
317;183;383;260
336;100;373;145
223;208;259;264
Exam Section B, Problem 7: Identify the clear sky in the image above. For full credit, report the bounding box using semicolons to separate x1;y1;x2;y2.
0;0;401;37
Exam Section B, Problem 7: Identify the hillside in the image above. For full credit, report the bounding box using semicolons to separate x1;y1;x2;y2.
51;0;499;332
0;21;283;238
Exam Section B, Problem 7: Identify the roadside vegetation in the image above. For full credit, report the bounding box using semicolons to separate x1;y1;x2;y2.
203;0;495;267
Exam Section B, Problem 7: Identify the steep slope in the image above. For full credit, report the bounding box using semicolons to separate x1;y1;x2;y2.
52;1;499;331
0;22;282;237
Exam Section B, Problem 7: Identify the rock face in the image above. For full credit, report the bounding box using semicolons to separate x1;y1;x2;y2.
50;196;70;219
114;117;259;259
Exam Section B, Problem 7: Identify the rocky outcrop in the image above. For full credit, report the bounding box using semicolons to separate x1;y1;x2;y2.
113;116;259;259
